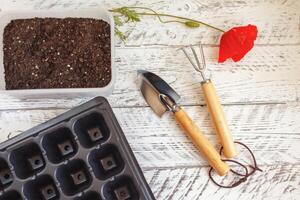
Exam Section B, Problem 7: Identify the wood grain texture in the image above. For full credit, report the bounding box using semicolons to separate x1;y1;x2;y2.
201;80;237;158
0;0;299;199
0;45;299;109
1;104;299;168
143;165;300;200
174;108;230;176
1;0;299;46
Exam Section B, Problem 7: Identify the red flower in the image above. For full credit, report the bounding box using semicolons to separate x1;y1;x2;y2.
218;24;258;63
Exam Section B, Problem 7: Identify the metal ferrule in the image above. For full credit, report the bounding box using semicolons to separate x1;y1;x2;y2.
201;79;211;85
159;94;180;113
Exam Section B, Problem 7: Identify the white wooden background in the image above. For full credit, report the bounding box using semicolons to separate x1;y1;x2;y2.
0;0;300;199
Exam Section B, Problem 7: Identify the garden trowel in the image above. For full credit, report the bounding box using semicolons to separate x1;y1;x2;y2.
137;70;229;176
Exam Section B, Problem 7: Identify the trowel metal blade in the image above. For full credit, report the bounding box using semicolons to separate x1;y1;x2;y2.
138;70;181;117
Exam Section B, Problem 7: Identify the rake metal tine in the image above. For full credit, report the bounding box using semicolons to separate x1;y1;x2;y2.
199;43;206;70
191;46;202;71
181;44;209;81
181;47;200;72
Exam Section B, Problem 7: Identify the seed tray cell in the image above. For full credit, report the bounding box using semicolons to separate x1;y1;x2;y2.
0;97;155;200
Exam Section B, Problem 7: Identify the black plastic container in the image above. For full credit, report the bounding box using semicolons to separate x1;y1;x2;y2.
0;97;155;200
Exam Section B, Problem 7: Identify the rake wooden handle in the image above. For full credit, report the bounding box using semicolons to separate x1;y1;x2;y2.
174;108;229;176
201;80;237;158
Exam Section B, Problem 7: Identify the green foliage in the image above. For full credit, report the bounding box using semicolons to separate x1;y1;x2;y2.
109;6;224;41
114;27;127;41
111;7;141;42
113;16;123;26
113;7;140;23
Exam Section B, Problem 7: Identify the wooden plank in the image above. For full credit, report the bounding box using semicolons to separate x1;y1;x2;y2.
109;45;300;106
1;103;299;167
1;0;299;45
0;1;298;199
0;45;299;109
143;164;300;200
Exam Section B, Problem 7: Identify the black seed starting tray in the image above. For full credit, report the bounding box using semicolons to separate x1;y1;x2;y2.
0;97;155;200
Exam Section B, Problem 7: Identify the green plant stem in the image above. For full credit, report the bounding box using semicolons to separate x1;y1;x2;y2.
109;6;225;32
120;6;185;25
135;12;224;32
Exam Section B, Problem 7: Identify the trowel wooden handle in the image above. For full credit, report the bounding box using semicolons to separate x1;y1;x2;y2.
174;108;229;176
201;80;237;158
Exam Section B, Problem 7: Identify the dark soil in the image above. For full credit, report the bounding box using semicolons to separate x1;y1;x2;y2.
3;17;111;89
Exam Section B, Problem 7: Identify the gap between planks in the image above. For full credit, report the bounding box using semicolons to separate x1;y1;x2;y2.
1;103;299;168
116;43;300;48
143;164;300;200
0;101;288;112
